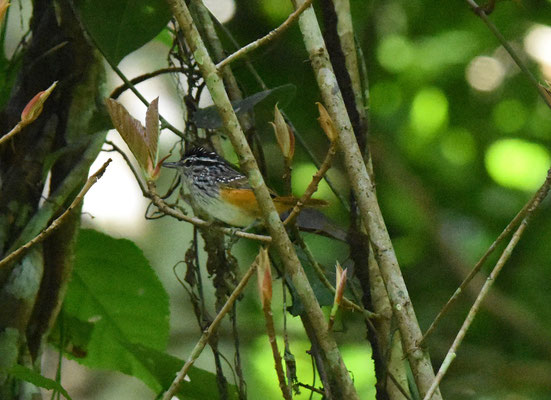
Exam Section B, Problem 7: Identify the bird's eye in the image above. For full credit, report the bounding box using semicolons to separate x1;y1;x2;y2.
183;159;192;167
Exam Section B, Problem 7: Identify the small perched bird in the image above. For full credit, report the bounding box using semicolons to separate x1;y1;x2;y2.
163;147;326;227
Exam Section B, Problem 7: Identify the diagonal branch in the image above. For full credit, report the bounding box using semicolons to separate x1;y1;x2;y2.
109;67;186;99
0;122;25;147
423;169;551;400
283;140;337;226
0;159;112;270
465;0;551;109
162;255;259;400
216;0;314;70
420;185;546;344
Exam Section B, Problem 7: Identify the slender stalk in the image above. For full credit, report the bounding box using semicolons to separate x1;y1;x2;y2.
263;302;293;400
297;382;324;395
420;189;542;344
283;141;337;226
332;0;368;133
104;141;148;196
465;0;551;109
109;67;185;99
190;0;248;110
282;281;294;396
292;1;442;397
161;257;259;400
0;159;112;270
423;169;551;400
216;0;314;70
0;121;24;146
166;0;359;397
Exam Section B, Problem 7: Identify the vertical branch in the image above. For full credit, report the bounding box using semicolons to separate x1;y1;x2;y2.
165;0;360;398
332;0;368;129
291;1;442;398
323;1;409;398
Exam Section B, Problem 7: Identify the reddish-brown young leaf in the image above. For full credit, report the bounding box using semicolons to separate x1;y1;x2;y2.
145;97;160;165
334;262;348;307
257;247;273;308
540;82;551;110
105;98;150;173
20;81;57;126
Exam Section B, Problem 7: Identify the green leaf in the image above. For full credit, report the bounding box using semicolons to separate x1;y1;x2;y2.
73;0;172;65
122;342;239;399
63;229;170;389
193;84;296;129
50;312;95;359
9;364;72;400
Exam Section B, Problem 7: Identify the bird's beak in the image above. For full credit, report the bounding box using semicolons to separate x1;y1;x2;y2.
162;161;179;169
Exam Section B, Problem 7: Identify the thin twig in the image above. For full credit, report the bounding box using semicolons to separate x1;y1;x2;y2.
388;371;413;400
109;67;185;99
423;169;551;400
216;0;315;70
283;141;337;226
282;281;295;396
104;141;148;196
420;187;543;345
0;121;24;147
0;159;112;270
263;300;293;400
465;0;551;109
297;382;324;395
161;258;259;400
146;181;272;243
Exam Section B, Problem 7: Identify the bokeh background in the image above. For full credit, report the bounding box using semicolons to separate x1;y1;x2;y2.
6;0;551;398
